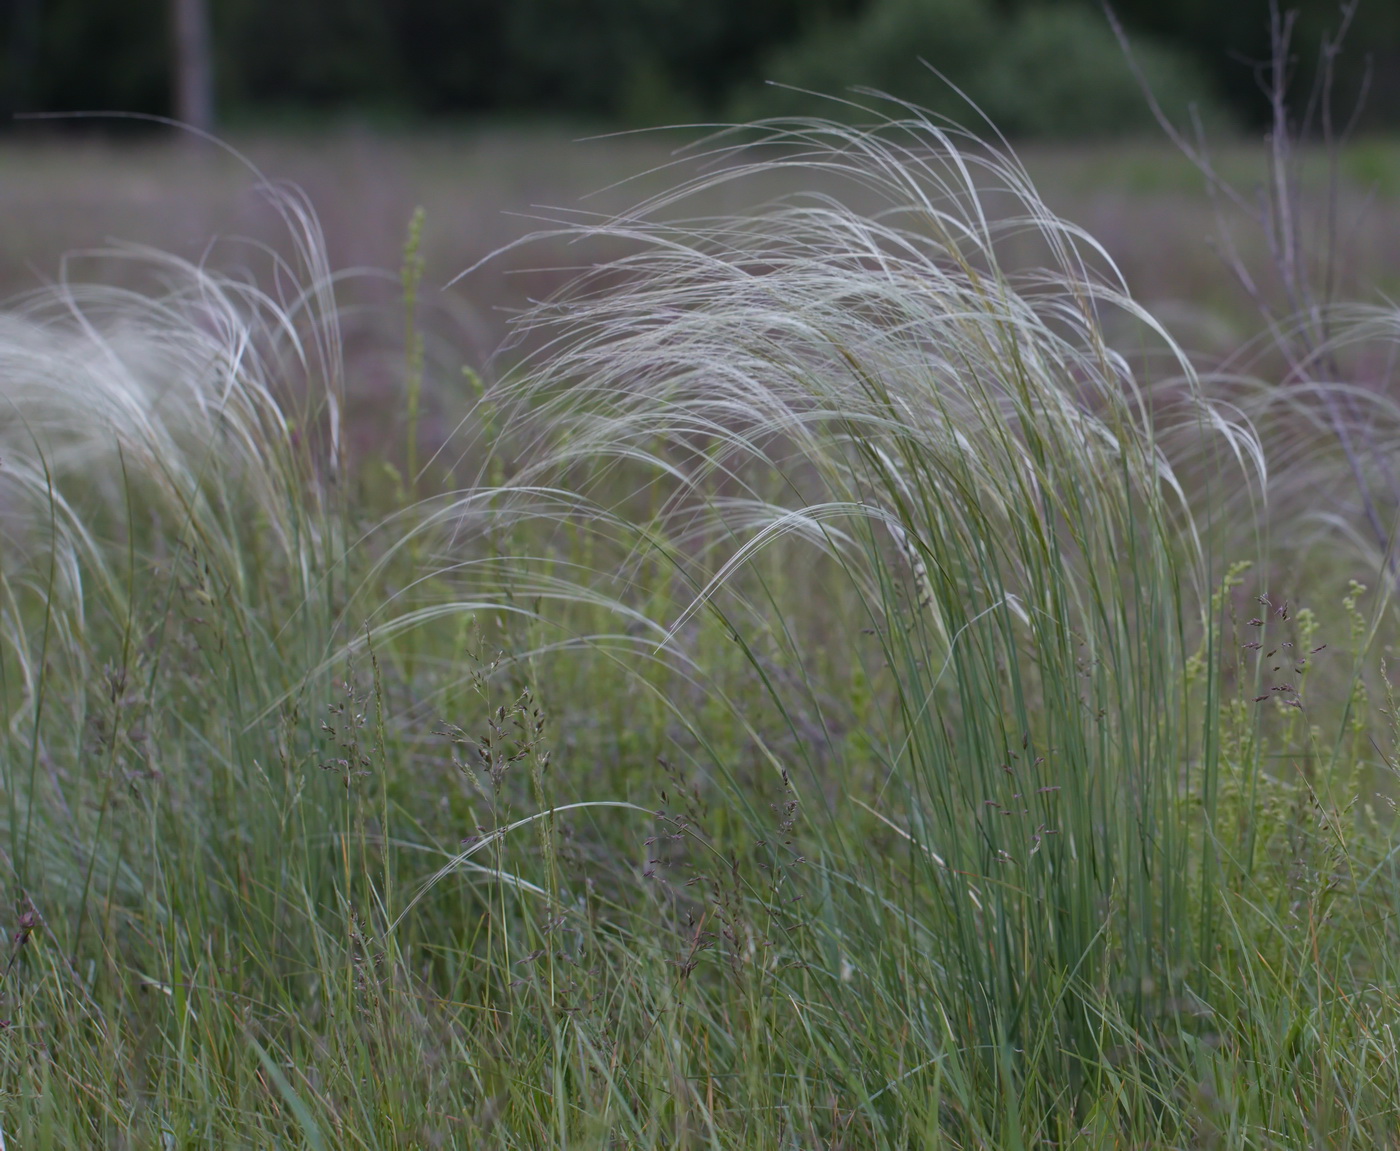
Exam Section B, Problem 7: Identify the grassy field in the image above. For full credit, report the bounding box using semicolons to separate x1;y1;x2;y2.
4;120;1400;1147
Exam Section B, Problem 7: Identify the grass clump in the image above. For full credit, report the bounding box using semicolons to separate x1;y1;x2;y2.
2;116;1400;1147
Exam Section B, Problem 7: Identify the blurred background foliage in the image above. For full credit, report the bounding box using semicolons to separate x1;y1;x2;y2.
2;0;1399;137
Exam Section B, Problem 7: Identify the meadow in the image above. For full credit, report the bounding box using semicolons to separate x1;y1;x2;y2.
3;118;1400;1147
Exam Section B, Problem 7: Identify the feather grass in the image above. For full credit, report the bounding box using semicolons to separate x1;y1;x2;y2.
2;115;1399;1146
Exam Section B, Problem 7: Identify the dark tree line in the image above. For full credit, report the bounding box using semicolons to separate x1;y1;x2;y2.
1;0;862;125
3;0;1397;133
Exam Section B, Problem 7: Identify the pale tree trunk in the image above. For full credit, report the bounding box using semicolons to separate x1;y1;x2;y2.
172;0;214;133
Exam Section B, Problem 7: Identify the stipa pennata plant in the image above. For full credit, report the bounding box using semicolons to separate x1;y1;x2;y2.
0;184;351;754
378;103;1390;1139
443;109;1280;1123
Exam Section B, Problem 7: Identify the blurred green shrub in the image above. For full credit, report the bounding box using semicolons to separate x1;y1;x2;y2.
739;0;1233;138
980;4;1232;137
735;0;996;125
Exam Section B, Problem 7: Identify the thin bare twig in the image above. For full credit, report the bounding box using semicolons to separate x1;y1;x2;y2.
1105;0;1396;571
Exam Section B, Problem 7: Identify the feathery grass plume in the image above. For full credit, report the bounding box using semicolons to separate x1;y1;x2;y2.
472;112;1272;1128
0;201;345;596
1240;303;1400;573
0;183;348;896
0;186;419;1149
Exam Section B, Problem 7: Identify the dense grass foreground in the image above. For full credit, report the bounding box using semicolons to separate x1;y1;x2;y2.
3;119;1400;1148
